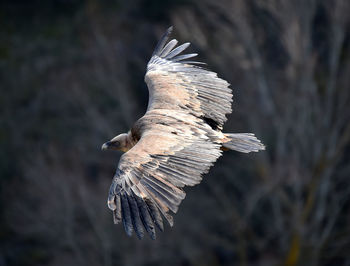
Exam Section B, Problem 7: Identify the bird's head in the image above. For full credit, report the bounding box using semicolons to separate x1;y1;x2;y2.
101;133;129;152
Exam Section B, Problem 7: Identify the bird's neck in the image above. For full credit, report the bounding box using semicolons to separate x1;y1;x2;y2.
122;131;138;152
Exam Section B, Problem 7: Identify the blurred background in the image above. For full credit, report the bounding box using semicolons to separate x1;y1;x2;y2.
1;0;350;265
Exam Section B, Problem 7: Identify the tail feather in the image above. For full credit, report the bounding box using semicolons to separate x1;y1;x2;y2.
222;133;265;153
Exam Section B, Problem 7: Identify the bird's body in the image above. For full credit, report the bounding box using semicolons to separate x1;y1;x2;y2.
102;27;265;239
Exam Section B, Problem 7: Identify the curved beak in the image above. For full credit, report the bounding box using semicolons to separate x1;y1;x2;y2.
101;142;110;151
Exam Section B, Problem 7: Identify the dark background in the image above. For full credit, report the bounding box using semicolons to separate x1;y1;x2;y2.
1;0;350;265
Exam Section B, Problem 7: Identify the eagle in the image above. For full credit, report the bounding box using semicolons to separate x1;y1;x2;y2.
101;27;265;239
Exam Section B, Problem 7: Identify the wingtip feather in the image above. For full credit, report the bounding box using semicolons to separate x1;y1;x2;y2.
152;26;174;56
120;192;133;236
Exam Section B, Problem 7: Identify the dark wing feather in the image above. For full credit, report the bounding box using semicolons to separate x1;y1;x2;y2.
134;195;156;239
127;194;144;239
120;192;133;236
152;26;173;56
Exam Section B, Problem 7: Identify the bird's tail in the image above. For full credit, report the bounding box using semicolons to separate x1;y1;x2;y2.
221;133;265;153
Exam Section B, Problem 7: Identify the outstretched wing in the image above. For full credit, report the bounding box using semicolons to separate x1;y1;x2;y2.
108;111;222;239
107;27;233;239
145;26;233;128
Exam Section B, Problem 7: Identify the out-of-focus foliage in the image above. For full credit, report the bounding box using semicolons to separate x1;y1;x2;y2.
1;0;350;265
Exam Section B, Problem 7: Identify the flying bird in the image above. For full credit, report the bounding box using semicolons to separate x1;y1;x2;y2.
101;27;265;239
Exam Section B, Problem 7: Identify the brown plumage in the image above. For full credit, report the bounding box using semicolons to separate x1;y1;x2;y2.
101;27;265;239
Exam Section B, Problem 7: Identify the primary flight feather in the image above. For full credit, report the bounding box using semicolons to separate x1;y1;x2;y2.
101;26;265;239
